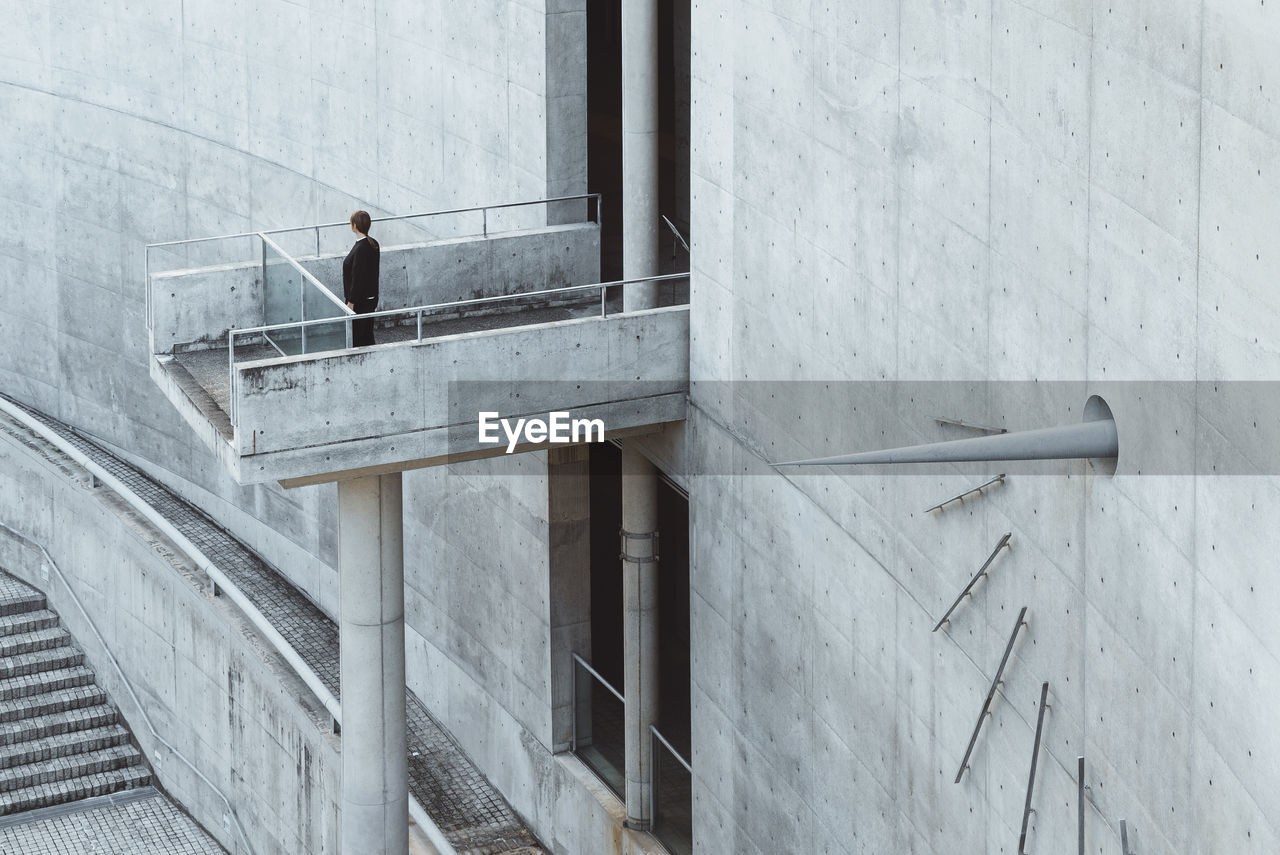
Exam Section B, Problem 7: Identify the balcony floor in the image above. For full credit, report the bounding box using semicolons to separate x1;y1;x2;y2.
168;302;599;442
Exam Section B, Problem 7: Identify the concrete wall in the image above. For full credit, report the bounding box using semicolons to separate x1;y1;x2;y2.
0;0;587;605
0;412;341;855
226;307;688;482
685;1;1280;853
152;223;602;353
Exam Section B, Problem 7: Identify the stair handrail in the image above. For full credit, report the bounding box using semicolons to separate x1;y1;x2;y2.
0;523;256;855
0;398;462;855
0;396;342;725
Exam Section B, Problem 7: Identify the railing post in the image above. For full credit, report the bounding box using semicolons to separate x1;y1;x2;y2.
482;207;488;237
416;309;423;341
314;225;320;259
227;331;236;427
299;276;307;353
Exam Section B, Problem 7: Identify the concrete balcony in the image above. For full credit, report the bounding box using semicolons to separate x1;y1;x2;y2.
145;198;689;485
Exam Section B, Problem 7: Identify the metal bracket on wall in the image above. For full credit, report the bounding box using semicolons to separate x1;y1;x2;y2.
955;606;1029;783
619;528;660;564
935;416;1008;434
1018;681;1052;854
933;532;1012;632
1120;819;1135;855
925;474;1007;513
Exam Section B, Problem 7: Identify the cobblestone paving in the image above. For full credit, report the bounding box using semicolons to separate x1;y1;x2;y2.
1;395;547;854
0;788;225;854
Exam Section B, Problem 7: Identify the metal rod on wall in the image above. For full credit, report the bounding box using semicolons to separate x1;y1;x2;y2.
1120;819;1133;855
933;532;1012;632
1018;681;1051;854
955;606;1029;783
1077;755;1085;855
925;474;1007;513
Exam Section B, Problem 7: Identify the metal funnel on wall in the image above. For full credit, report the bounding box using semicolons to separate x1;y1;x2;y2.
775;397;1118;467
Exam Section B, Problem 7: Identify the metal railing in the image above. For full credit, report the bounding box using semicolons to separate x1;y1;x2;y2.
0;524;257;855
650;725;692;855
1018;681;1051;854
224;272;690;427
0;395;461;855
144;194;603;329
932;532;1012;632
955;606;1029;783
570;653;626;798
924;474;1006;513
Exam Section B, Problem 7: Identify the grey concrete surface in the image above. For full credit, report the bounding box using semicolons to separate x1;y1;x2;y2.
0;400;550;855
620;444;659;828
150;223;601;354
6;1;1280;855
0;787;226;855
0;0;588;652
160;306;689;484
336;474;408;855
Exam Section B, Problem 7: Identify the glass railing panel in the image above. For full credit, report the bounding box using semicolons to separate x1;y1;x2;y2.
572;656;625;799
651;726;693;855
301;277;350;354
263;240;304;355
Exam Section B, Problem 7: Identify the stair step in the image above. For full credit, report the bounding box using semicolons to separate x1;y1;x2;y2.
0;698;115;744
0;609;59;638
0;646;84;680
0;765;150;816
0;723;129;770
0;666;96;701
0;685;107;725
0;744;142;792
0;592;45;619
0;627;71;659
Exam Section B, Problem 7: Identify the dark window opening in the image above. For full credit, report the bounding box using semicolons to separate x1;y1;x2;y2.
588;0;624;282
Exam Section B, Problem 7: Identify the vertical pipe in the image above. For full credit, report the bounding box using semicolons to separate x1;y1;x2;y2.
621;443;659;828
337;474;408;855
622;0;660;310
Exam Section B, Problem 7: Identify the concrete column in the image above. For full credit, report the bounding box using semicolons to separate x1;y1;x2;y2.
337;473;408;855
622;0;660;308
621;443;659;827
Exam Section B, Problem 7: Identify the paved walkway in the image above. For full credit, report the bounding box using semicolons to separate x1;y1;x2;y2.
2;396;546;855
0;787;224;854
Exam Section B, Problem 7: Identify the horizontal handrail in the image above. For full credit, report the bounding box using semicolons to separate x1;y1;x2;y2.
572;653;625;704
5;532;258;855
0;396;342;726
935;416;1008;434
145;194;602;250
932;532;1012;632
955;606;1028;783
259;232;354;317
649;725;691;774
229;273;690;341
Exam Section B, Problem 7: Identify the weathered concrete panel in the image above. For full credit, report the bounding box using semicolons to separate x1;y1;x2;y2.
0;416;340;855
226;307;688;482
